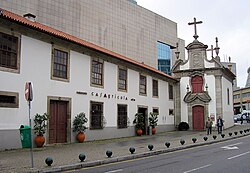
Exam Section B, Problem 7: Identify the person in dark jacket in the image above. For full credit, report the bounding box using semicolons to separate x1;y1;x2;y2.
217;116;224;134
240;115;244;124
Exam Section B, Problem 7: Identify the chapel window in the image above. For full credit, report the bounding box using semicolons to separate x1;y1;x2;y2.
191;75;203;93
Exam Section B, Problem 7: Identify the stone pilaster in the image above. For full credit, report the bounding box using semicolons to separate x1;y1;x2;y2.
174;82;181;128
215;75;223;118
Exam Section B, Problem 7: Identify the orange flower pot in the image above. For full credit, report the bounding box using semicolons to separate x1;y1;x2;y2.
136;129;143;136
76;132;86;143
34;135;45;147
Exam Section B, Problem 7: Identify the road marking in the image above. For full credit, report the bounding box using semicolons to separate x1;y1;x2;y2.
221;142;242;150
183;164;212;173
221;146;239;150
104;169;123;173
228;151;250;160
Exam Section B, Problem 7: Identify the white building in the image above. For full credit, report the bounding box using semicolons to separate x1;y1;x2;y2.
0;9;176;149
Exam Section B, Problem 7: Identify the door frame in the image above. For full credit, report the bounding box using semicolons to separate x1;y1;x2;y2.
47;96;72;144
187;101;209;130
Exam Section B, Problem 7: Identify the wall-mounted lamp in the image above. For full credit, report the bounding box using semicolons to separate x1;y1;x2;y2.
175;51;180;59
205;84;208;91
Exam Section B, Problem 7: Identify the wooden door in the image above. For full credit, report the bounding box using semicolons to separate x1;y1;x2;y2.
138;107;147;135
49;100;67;144
192;105;204;131
90;102;103;129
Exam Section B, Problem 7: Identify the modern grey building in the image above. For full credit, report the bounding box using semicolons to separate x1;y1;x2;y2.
0;0;185;75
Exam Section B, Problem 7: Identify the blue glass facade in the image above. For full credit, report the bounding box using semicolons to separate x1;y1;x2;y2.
157;42;171;75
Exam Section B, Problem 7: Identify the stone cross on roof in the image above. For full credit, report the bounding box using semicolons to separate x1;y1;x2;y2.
188;17;202;40
207;45;214;58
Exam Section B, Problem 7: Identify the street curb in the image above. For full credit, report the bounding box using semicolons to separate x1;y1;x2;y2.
33;133;250;173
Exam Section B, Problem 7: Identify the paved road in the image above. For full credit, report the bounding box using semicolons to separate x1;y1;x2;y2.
72;135;250;173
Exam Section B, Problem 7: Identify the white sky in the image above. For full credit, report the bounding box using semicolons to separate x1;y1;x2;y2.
137;0;250;88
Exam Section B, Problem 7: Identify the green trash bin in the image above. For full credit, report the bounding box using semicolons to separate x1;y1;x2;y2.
19;125;32;148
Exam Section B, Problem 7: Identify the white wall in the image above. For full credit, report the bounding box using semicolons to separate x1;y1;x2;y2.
180;77;189;122
180;61;189;70
0;35;51;130
221;77;234;128
204;60;215;68
205;75;216;119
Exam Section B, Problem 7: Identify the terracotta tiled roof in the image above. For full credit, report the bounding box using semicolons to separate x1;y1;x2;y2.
0;8;177;81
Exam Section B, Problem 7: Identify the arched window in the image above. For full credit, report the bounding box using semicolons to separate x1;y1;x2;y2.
191;75;203;93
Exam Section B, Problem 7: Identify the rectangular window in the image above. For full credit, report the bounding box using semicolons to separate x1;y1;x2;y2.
227;88;230;105
233;94;239;99
0;91;19;108
169;84;173;100
153;108;159;115
0;32;18;70
90;102;103;129
242;92;250;98
157;41;172;75
91;59;103;86
52;48;69;80
169;109;174;116
117;104;127;128
139;75;147;95
118;67;127;91
152;79;158;97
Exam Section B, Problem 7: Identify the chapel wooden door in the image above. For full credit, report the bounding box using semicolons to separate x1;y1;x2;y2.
192;105;204;130
49;100;67;144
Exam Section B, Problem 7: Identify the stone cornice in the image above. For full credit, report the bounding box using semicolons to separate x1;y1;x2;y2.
186;40;208;50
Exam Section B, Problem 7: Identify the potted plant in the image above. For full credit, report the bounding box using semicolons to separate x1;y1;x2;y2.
133;113;145;136
149;112;158;135
73;112;88;143
33;113;48;147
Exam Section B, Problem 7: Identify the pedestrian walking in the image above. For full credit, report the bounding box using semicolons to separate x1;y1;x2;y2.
206;117;213;135
217;116;224;134
240;115;244;124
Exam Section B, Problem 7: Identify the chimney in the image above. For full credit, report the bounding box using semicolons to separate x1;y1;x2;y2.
23;13;36;22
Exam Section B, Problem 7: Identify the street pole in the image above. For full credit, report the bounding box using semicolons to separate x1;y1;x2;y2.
28;100;34;168
240;89;243;113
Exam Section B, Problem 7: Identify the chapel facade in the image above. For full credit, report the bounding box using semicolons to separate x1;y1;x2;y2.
172;18;235;130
